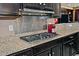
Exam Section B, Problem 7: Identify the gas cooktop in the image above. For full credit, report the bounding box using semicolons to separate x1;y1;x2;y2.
20;32;59;42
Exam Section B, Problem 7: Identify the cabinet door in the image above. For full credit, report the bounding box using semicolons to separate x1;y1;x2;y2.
70;47;76;56
51;45;61;56
63;44;70;56
63;42;76;56
75;33;79;50
62;34;77;56
35;50;51;56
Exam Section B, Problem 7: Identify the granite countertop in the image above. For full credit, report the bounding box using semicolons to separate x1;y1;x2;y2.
0;23;79;56
0;36;32;56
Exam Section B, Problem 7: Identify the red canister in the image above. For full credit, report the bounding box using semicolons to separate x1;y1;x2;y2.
48;24;56;33
48;24;53;33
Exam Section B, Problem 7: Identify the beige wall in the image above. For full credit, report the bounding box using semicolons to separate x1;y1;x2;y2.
61;3;79;8
0;16;48;36
0;20;16;37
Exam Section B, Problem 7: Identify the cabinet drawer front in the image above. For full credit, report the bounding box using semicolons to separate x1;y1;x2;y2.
33;39;58;55
34;49;51;56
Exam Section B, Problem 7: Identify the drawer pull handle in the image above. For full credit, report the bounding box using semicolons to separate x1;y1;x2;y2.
52;52;55;54
69;36;74;38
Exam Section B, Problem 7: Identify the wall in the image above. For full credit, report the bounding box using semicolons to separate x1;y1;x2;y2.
61;3;79;8
15;16;49;34
0;3;19;14
0;20;17;37
0;16;49;36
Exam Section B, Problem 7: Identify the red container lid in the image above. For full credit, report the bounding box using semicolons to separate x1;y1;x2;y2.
54;18;58;24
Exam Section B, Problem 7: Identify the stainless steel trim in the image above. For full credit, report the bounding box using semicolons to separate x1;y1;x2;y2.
22;12;47;16
23;8;54;14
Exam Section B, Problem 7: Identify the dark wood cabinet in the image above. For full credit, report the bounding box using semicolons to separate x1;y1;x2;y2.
35;49;51;56
75;33;79;50
32;38;62;56
62;43;70;56
32;39;58;55
33;44;61;56
62;33;78;56
51;45;61;56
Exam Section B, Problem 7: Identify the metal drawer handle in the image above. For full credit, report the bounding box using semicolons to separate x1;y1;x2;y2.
49;53;51;56
52;52;55;54
69;36;74;38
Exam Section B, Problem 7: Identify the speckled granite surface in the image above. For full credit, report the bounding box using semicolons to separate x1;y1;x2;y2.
0;23;79;56
0;36;32;56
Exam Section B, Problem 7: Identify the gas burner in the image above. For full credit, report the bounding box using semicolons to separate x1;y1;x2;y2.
20;32;59;42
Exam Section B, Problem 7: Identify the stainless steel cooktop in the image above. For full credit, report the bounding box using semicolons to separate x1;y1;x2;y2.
20;32;58;42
